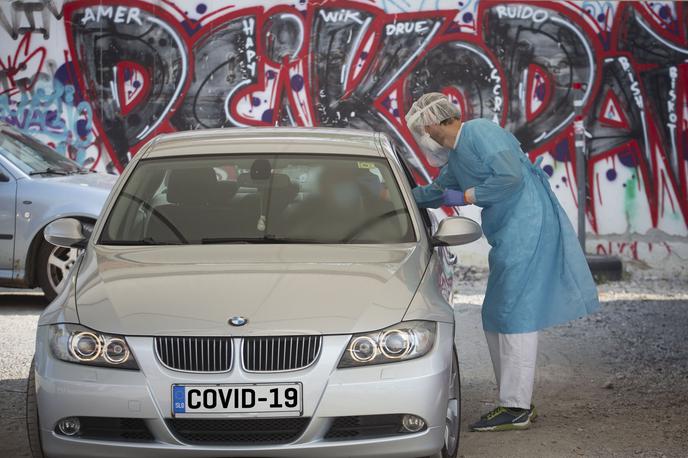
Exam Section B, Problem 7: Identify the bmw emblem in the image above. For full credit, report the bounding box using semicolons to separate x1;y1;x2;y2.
229;316;248;327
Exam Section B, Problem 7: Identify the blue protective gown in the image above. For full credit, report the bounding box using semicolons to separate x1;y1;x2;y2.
413;118;599;333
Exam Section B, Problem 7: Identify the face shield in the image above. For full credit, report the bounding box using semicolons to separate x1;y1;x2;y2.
405;93;462;167
415;134;451;168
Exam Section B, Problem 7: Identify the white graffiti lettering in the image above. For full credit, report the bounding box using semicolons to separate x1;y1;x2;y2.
242;18;257;76
385;20;429;36
81;6;142;26
318;10;363;25
667;66;677;126
490;68;503;120
618;57;644;110
495;5;548;23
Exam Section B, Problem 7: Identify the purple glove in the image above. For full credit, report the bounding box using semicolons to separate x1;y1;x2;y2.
442;189;466;206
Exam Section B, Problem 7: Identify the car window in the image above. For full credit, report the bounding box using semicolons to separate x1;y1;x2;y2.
99;154;416;245
391;146;433;234
0;130;81;174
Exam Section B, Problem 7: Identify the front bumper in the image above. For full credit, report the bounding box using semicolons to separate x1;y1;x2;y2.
34;322;454;458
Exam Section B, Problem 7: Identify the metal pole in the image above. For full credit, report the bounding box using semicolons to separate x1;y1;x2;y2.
571;84;623;280
573;85;586;252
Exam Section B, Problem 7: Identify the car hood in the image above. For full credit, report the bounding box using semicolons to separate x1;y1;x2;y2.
43;172;118;190
74;243;429;336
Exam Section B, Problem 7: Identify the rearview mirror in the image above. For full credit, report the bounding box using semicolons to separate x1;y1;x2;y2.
432;216;482;246
44;218;93;249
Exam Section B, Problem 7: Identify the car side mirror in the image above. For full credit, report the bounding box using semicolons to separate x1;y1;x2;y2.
44;218;93;249
432;216;482;246
0;172;10;182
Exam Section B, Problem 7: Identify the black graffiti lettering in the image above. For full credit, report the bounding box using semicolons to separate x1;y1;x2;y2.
10;1;52;38
51;1;686;227
69;5;186;166
406;41;504;124
617;6;688;190
483;3;595;151
171;14;259;130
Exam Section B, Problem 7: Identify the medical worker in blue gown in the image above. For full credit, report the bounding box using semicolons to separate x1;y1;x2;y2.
406;93;599;432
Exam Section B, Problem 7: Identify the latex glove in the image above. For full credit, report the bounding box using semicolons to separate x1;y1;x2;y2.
442;189;467;206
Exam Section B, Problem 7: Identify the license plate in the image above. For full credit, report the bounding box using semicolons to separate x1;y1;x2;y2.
172;383;302;417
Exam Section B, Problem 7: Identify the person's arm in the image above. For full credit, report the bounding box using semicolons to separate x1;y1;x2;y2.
462;121;524;206
412;165;461;209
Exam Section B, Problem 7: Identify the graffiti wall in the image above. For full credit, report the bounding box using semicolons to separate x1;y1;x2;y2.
1;0;687;267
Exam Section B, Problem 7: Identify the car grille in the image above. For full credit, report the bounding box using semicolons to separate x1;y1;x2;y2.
242;335;322;372
167;417;310;445
324;414;411;440
154;335;321;373
155;336;232;372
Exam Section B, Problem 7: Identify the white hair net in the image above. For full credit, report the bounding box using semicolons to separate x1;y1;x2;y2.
405;93;461;167
405;92;461;136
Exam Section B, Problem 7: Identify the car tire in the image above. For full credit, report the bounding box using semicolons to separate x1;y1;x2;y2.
419;346;461;458
36;238;79;302
442;346;461;458
26;358;45;458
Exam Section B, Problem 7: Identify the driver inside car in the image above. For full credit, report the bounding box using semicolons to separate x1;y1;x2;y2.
285;162;403;243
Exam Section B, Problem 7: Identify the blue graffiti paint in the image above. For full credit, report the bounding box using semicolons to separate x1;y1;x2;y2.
290;74;304;92
553;139;571;161
261;108;273;123
0;81;96;164
618;148;639;168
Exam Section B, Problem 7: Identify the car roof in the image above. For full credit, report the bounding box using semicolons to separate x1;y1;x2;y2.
143;128;386;159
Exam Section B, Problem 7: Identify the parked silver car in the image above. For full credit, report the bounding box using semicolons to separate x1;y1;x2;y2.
28;128;481;458
0;123;116;299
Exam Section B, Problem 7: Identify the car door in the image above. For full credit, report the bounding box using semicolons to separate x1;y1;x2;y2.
0;161;17;279
391;148;456;303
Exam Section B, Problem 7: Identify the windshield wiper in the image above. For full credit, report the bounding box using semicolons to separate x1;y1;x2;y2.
200;237;267;244
29;167;69;176
100;237;186;246
201;235;326;244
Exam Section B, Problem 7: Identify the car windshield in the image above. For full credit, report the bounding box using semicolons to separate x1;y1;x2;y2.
0;128;81;174
100;154;416;245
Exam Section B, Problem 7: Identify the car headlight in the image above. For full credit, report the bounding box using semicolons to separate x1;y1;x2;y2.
338;320;436;368
48;324;139;370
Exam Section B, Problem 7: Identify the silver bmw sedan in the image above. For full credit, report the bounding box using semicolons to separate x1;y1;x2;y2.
28;128;481;458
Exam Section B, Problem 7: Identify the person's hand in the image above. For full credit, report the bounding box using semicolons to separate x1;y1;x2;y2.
442;189;467;206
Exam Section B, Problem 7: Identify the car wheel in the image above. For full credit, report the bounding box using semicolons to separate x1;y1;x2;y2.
36;239;80;301
26;358;45;458
442;346;461;458
418;346;461;458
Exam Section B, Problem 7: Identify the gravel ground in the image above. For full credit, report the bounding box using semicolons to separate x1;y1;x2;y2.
455;267;688;457
1;269;687;458
0;290;46;458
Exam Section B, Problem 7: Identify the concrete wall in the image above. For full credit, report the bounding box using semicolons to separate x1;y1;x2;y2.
1;1;686;270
